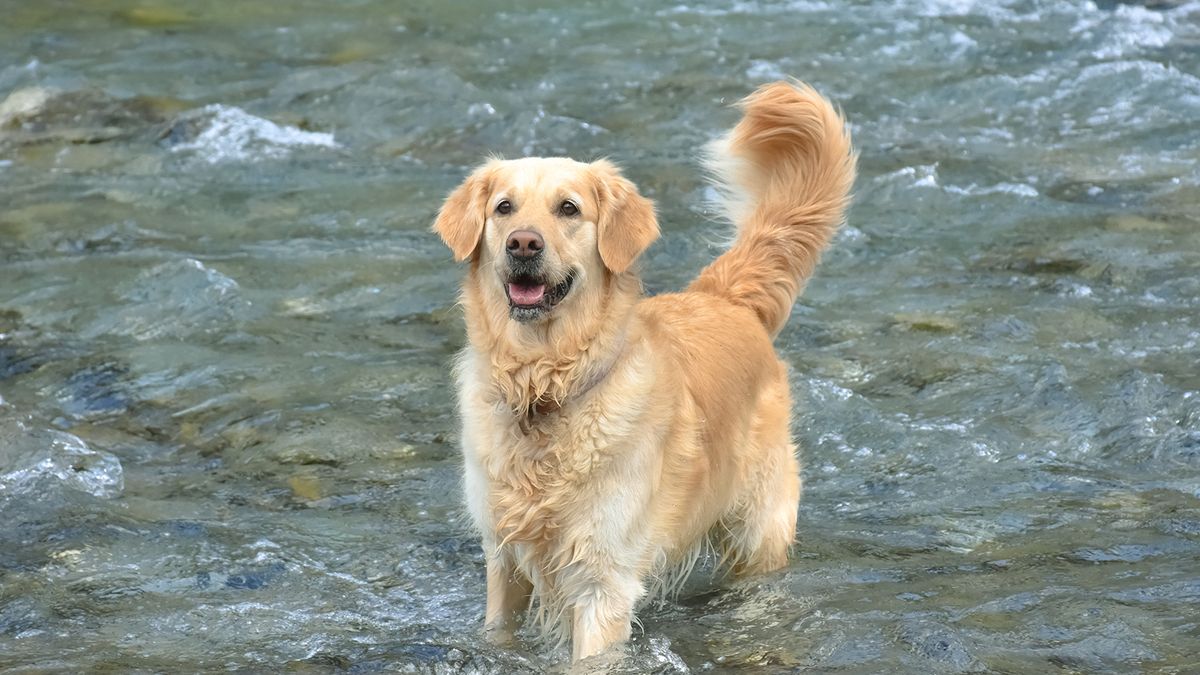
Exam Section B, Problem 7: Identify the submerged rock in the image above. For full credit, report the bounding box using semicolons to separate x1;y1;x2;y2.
0;86;184;147
0;87;52;127
116;6;196;27
0;417;124;507
83;258;251;341
890;312;960;334
223;563;286;590
0;310;42;383
348;633;544;674
895;619;983;672
57;362;131;420
1105;214;1172;232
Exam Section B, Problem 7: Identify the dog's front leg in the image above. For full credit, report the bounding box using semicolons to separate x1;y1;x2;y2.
484;551;531;644
569;570;643;662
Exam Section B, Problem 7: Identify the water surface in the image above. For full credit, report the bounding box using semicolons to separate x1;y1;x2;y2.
2;0;1199;672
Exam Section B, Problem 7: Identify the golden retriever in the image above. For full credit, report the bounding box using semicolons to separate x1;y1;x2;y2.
433;80;856;663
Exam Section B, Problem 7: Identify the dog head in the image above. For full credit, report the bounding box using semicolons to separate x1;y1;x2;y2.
434;157;658;324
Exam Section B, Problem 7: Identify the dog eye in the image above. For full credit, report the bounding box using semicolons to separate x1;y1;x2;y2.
495;200;512;215
559;200;579;217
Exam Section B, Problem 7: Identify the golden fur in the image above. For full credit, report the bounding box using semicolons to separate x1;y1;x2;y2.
433;81;856;663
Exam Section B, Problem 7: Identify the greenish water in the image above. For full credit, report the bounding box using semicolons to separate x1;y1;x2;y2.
1;0;1199;672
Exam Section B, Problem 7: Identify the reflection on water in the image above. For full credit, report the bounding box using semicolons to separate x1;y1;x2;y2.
2;0;1199;672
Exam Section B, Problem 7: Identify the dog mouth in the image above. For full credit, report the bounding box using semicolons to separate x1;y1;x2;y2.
504;269;576;321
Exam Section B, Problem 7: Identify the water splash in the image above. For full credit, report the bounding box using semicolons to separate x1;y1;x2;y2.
166;104;338;163
0;418;124;504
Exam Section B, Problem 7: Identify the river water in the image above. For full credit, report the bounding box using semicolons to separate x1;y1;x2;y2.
1;1;1198;672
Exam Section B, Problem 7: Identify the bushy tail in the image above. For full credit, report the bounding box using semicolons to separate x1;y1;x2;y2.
688;80;857;336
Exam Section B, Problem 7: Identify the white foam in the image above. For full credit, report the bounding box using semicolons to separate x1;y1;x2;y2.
1061;282;1094;298
838;225;867;242
1142;291;1166;305
1084;4;1173;59
876;165;941;190
1075;59;1200;95
949;30;976;48
917;0;982;17
171;104;338;163
0;422;124;500
944;182;1039;197
916;0;1018;20
467;102;496;117
657;1;830;17
746;59;788;81
808;378;856;402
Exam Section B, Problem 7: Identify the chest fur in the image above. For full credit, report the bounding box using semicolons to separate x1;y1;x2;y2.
457;345;656;547
477;405;614;548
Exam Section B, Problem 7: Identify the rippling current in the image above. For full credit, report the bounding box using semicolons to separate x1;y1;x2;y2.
1;1;1198;672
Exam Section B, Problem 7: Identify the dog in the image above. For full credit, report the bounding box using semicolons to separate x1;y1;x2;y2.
433;80;856;663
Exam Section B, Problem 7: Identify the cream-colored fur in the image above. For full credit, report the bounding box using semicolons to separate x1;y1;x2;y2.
433;81;856;663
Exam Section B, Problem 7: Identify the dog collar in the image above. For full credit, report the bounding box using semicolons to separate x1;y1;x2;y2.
529;329;627;417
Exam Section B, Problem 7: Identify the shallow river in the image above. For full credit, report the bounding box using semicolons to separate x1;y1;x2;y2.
2;1;1199;672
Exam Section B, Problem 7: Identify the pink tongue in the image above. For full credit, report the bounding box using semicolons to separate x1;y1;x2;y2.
508;282;546;306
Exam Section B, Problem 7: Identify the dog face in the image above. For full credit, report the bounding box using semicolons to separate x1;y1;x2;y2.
434;157;658;324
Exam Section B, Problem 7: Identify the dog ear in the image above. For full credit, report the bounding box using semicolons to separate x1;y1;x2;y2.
591;160;660;274
433;162;497;262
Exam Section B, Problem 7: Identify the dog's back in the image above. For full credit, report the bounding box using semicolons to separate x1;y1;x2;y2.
637;78;856;598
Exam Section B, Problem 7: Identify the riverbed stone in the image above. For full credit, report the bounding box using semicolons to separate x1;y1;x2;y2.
895;619;983;672
117;6;195;27
891;312;960;333
0;87;185;148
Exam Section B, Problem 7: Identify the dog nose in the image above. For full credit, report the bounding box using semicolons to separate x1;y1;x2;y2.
506;230;544;259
